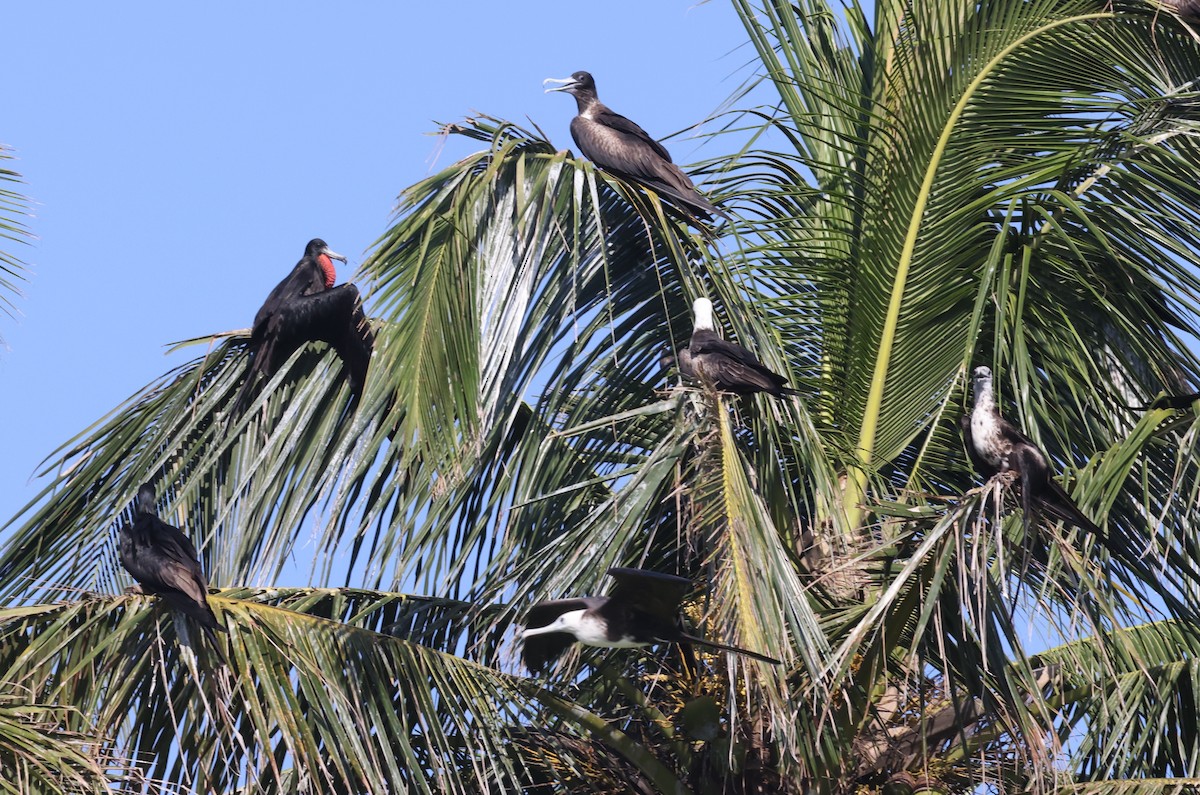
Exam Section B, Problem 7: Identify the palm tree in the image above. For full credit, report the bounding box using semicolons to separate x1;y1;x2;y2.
5;0;1200;791
0;143;31;347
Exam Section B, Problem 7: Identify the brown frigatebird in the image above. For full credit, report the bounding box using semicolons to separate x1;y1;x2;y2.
233;238;374;413
520;567;780;671
961;365;1103;536
543;71;728;221
679;297;797;397
118;483;226;637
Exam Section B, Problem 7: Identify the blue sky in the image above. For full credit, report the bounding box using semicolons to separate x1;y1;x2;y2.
0;2;756;536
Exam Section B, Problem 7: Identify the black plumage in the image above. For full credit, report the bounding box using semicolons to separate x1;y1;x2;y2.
544;71;727;221
1130;392;1200;411
961;366;1102;536
233;238;374;413
681;297;796;397
520;567;780;671
118;484;225;635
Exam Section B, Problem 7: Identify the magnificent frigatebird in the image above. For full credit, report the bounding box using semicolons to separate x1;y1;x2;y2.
543;71;727;221
233;238;374;413
520;567;780;671
961;366;1102;536
118;483;226;636
680;297;797;397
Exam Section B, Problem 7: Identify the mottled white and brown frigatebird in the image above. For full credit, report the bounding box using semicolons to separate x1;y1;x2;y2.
961;365;1102;536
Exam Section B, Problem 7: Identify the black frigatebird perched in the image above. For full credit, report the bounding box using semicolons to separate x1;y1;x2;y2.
543;71;728;222
519;567;780;671
679;297;797;397
232;238;374;413
961;365;1103;536
118;484;226;637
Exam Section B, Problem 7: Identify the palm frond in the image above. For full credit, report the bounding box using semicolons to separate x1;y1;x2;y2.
0;143;33;334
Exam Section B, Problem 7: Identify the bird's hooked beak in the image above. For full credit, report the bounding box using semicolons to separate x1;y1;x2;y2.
543;76;579;94
322;247;348;263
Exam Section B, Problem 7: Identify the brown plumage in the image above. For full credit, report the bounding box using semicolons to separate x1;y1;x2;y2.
544;71;727;222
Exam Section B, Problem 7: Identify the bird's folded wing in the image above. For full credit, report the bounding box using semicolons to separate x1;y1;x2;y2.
594;110;673;162
689;335;766;368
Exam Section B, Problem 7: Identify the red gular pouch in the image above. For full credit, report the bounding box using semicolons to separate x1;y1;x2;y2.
318;254;336;289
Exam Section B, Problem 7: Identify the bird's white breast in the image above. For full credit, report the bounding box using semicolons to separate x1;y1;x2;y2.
577;614;643;649
971;406;1011;470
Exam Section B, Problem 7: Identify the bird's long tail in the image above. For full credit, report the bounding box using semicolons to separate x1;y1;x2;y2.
679;633;781;665
1038;480;1105;540
163;592;228;635
230;346;269;417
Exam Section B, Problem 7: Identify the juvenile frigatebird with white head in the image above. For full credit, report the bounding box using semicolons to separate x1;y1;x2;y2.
118;483;226;638
543;71;727;222
520;567;780;671
233;238;375;413
961;365;1103;536
680;297;797;397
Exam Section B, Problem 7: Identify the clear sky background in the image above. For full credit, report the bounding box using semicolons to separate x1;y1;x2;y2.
0;2;757;547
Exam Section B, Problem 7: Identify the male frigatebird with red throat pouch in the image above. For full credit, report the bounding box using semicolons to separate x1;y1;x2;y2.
233;238;374;413
520;567;780;671
543;71;728;222
119;483;226;640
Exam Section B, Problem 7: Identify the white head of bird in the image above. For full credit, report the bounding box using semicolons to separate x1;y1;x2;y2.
521;609;590;640
972;365;994;401
692;297;715;332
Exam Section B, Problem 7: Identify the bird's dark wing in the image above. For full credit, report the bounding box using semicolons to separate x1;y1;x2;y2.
251;260;326;333
690;334;791;395
309;283;375;398
521;632;576;672
1036;477;1103;537
959;414;997;478
699;355;791;395
119;517;224;633
236;282;375;413
994;415;1045;455
590;108;673;162
605;568;691;621
676;346;697;381
689;332;766;369
153;520;207;588
571;116;723;220
273;284;374;392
